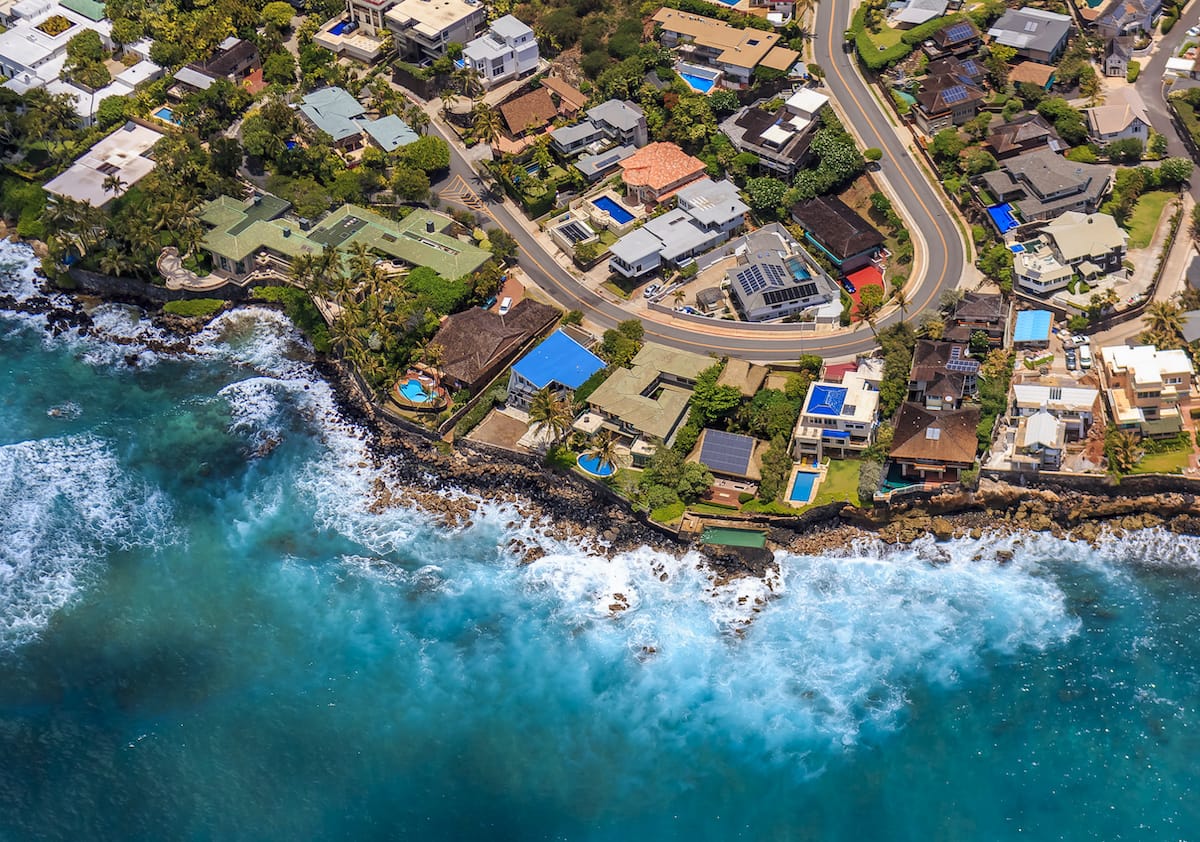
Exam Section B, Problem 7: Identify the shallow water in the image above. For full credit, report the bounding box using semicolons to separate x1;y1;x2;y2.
2;242;1200;839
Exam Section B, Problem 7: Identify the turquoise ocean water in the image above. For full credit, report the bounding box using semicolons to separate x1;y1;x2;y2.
2;240;1200;840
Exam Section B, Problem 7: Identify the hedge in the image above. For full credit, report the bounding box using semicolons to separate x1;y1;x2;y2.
1162;14;1178;33
900;13;965;45
162;298;224;318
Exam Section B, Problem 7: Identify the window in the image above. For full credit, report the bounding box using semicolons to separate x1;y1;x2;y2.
491;58;505;74
1165;376;1183;385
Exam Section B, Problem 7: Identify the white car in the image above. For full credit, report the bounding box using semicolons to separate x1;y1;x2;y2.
1188;25;1200;36
643;283;662;299
1072;333;1090;346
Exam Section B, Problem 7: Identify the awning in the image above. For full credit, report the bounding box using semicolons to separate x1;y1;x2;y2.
822;429;851;439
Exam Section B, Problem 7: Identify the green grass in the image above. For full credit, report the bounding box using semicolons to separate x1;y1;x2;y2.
602;279;635;300
865;24;903;49
1130;448;1191;474
688;502;740;515
807;458;864;508
650;501;686;524
162;298;224;318
1124;190;1174;249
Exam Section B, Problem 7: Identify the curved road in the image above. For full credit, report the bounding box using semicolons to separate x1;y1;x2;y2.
429;0;966;362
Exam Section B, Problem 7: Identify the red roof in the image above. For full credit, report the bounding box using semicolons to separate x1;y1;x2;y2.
822;362;858;383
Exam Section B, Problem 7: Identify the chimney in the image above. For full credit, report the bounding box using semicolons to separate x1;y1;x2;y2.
426;219;435;233
283;227;291;237
253;194;262;205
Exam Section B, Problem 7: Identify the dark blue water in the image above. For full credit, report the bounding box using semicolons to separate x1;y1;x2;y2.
2;242;1200;840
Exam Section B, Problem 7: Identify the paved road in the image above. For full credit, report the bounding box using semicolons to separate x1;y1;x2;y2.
425;0;966;362
1134;12;1200;181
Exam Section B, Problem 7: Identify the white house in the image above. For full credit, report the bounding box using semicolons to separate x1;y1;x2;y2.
1014;211;1127;296
0;0;112;92
1011;383;1099;440
791;369;880;458
1085;88;1151;145
461;14;537;87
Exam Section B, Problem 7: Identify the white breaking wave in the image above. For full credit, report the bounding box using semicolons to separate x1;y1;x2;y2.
0;434;176;650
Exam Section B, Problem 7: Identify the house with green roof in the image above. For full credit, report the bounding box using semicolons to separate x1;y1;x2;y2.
199;192;490;281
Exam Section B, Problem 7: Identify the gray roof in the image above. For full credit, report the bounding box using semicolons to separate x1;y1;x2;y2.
489;13;533;40
550;121;601;148
988;8;1072;54
362;114;419;152
642;209;712;262
173;66;216;90
299;87;366;142
1184;310;1200;344
576;144;636;179
676;178;748;229
609;227;662;263
978;149;1112;219
587;99;644;132
894;0;948;25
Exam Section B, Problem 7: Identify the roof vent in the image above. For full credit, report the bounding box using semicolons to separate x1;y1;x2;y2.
283;227;291;237
253;194;262;205
426;219;435;233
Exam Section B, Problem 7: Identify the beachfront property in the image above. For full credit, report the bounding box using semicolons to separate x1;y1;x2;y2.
651;8;799;89
384;0;486;62
43;121;165;206
617;141;707;206
298;86;419;154
1084;87;1151;144
912;70;985;135
550;99;648;158
724;227;838;321
908;340;980;410
608;177;748;278
789;195;885;273
46;57;163;126
1014;211;1127;296
460;14;538;88
1101;344;1198;437
987;8;1073;63
169;37;261;97
977;150;1113;223
888;402;981;483
690;428;764;482
946;291;1007;346
199;193;490;282
1011;383;1100;441
431;298;561;394
984;115;1065;160
505;328;606;411
791;368;881;458
575;343;713;460
1011;410;1068;470
0;0;112;93
313;0;394;62
719;88;829;179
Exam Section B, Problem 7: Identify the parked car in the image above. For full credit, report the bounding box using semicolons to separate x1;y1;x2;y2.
1079;344;1092;370
643;283;662;299
498;296;512;315
1072;333;1090;346
1188;25;1200;36
840;278;856;294
1065;348;1078;370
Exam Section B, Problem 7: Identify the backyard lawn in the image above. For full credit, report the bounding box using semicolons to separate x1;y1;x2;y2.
865;24;903;50
1130;448;1191;474
806;458;864;509
1124;190;1174;249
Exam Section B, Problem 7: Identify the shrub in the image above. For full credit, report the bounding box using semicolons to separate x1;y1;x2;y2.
857;460;883;504
650;500;686;523
1126;61;1140;83
737;491;755;504
162;298;224;318
1162;14;1178;33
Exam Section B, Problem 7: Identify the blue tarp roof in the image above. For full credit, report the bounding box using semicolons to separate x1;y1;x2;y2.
1013;310;1053;343
807;384;848;416
512;329;605;390
822;429;851;439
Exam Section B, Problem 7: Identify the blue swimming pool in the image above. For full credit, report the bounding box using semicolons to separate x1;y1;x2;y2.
577;453;616;477
681;73;716;93
591;196;634;225
329;19;352;35
789;471;819;503
399;379;432;403
154;106;180;125
987;203;1019;234
1009;243;1025;253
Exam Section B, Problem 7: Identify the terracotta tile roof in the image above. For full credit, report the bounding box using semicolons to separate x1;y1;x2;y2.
618;142;706;192
889;402;980;466
500;88;558;136
540;76;588;113
1009;60;1056;87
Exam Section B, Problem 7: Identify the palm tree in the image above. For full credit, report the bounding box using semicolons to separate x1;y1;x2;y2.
1145;301;1184;339
99;248;134;277
405;104;431;135
472;102;502;147
673;287;686;307
1105;427;1144;475
423;341;444;389
892;285;909;322
583;430;620;473
102;174;127;199
439;88;457;117
527;386;574;444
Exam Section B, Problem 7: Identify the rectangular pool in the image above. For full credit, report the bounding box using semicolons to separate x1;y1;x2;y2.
153;106;181;125
789;471;819;503
701;527;767;548
591;196;634;225
681;73;715;93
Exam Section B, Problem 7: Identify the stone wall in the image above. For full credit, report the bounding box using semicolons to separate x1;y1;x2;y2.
68;268;249;305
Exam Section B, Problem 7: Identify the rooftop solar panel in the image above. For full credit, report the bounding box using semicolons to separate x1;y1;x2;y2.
945;22;974;41
941;85;968;104
698;429;756;476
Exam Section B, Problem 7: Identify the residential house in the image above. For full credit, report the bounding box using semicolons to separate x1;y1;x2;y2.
946;291;1007;345
44;121;165;206
171;37;261;96
908;339;979;410
608;177;748;278
431;299;560;394
313;0;395;62
550;99;648;157
1014;211;1127;295
0;0;113;94
199;196;490;282
1085;87;1151;144
987;8;1073;63
790;195;885;273
1013;410;1067;470
506;328;605;410
977;149;1113;222
385;0;486;62
540;76;588;118
791;370;880;458
716;358;768;397
913;72;985;135
1012;309;1053;348
461;14;538;87
298;86;418;153
691;428;763;482
578;342;713;455
984;114;1065;159
651;8;799;88
618;141;707;205
719;88;829;178
1009;60;1057;90
499;87;557;137
1101;344;1197;436
1095;0;1158;39
1011;383;1099;440
888;402;981;483
894;0;949;26
725;228;837;321
924;56;986;84
922;19;980;58
1103;37;1132;78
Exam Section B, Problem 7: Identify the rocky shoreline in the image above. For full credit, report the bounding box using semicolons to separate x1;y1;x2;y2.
10;265;1200;579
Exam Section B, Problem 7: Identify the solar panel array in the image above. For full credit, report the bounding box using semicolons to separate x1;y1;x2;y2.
736;262;788;295
762;282;819;306
558;221;592;244
941;85;969;104
946;344;980;373
699;429;755;477
943;22;975;42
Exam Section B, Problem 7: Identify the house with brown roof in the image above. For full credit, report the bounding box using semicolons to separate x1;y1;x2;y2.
888;402;980;483
947;291;1007;345
431;298;560;394
913;72;985;135
923;19;980;57
908;340;979;410
499;87;558;137
790;196;885;273
618;141;707;205
540;76;588;117
1009;60;1057;89
984;114;1065;159
651;8;798;88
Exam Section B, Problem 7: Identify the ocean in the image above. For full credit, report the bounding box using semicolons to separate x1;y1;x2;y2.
2;240;1199;840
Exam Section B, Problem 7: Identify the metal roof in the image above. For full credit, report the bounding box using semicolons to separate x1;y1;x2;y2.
512;329;605;391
